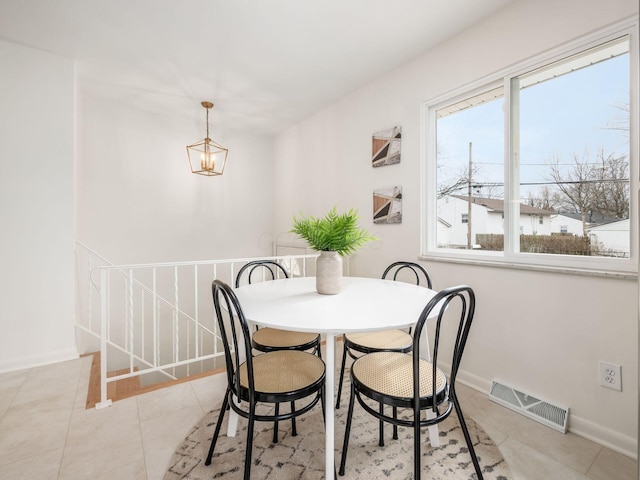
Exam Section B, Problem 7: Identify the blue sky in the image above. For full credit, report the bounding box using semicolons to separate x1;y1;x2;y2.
436;52;630;201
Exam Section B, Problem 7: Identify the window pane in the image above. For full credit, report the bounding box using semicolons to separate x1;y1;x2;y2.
517;37;630;257
435;87;505;250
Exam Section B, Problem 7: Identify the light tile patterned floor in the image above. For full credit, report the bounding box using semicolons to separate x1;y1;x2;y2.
0;352;636;480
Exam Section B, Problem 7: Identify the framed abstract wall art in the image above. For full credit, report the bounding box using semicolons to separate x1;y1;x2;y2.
373;186;402;224
372;126;401;167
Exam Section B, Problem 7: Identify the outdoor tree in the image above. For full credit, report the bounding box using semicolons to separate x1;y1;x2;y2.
436;165;473;199
605;102;629;137
436;159;502;199
526;186;562;211
547;149;629;236
592;150;629;219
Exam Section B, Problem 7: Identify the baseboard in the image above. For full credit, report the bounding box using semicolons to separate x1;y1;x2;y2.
454;368;493;394
453;367;638;460
569;415;637;459
0;348;79;374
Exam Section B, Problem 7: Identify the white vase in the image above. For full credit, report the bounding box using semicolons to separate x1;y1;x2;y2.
316;251;342;295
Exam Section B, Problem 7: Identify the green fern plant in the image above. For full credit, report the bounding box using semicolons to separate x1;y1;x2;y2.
291;206;376;256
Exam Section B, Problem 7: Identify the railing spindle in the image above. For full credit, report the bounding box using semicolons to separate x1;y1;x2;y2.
128;269;134;373
174;266;179;370
88;254;93;333
96;269;112;409
153;268;158;368
141;289;145;363
194;264;199;363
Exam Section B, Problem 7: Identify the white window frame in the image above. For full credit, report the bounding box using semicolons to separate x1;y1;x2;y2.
420;19;638;278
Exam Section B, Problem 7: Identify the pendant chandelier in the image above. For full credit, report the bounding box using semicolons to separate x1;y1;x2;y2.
186;101;228;176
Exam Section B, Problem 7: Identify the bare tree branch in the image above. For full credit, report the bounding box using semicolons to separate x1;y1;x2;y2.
546;149;629;234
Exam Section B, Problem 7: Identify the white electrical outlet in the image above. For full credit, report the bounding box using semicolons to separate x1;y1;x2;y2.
599;361;622;391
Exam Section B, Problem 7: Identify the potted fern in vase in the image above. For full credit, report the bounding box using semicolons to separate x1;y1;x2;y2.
291;206;376;294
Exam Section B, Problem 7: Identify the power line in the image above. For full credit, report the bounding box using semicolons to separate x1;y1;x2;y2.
522;179;628;186
473;161;628;166
457;178;629;188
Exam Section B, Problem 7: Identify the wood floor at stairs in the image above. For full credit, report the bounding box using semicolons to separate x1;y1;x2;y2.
83;352;224;409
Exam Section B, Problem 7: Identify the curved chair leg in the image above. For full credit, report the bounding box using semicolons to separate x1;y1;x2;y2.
413;407;422;480
273;403;280;443
205;390;230;466
338;383;357;476
378;403;385;447
336;341;348;408
290;401;297;436
244;402;256;480
452;395;484;479
392;406;398;440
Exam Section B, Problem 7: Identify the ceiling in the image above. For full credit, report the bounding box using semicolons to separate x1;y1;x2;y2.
0;0;514;136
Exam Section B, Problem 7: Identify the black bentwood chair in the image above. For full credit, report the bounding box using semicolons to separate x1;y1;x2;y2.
338;285;483;480
235;260;321;357
235;260;323;443
336;262;432;412
205;280;326;480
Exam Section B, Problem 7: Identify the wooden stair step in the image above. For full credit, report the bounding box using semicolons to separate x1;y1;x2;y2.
83;352;224;409
107;367;141;399
84;352;140;409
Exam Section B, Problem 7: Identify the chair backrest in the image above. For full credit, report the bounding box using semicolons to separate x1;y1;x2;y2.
235;260;289;288
211;279;256;400
412;285;475;411
381;261;432;289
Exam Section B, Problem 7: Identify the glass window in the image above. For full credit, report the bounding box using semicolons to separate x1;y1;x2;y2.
515;37;630;257
435;85;504;251
424;25;636;274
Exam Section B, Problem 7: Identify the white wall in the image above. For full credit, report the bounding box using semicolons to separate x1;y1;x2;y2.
0;40;76;372
76;95;275;264
589;219;631;257
273;0;639;456
550;214;584;236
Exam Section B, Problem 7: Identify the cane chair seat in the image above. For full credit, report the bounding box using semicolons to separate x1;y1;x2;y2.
351;351;446;407
252;328;320;352
238;350;325;395
343;329;412;353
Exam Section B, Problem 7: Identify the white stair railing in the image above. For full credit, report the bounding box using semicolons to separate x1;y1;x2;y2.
74;243;320;409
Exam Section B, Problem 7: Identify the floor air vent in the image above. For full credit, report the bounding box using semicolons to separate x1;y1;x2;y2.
489;380;568;433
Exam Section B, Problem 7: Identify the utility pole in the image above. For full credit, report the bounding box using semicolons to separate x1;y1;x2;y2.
467;142;472;249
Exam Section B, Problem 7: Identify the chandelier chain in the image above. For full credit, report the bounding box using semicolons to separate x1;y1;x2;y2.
206;108;210;139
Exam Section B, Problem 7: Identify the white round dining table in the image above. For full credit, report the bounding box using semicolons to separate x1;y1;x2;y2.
232;276;439;480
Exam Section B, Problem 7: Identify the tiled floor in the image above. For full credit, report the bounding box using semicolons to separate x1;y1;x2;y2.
0;351;636;480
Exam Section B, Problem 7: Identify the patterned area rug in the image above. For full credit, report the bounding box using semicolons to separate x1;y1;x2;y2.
164;389;512;479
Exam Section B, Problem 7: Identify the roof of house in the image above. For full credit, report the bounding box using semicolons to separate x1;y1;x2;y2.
555;211;621;226
451;195;556;216
587;218;630;231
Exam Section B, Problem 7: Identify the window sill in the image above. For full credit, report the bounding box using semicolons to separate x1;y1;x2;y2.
418;253;637;280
